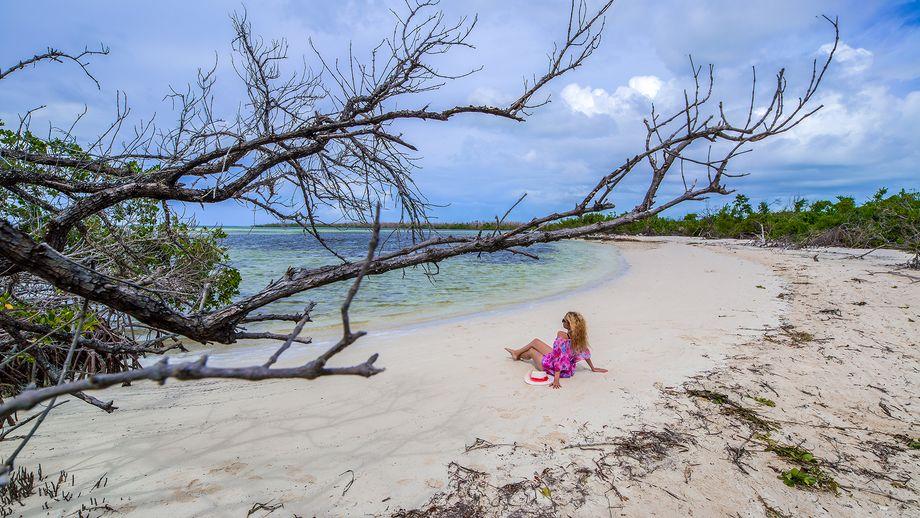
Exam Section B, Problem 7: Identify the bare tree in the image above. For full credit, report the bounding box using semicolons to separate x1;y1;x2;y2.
0;0;838;477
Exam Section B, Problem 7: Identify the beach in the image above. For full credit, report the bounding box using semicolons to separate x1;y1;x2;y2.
11;238;918;516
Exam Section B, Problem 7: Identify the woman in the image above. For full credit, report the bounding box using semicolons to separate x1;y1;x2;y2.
505;311;607;389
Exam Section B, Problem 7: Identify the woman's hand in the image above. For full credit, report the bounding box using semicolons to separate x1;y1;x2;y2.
586;358;607;373
551;371;561;389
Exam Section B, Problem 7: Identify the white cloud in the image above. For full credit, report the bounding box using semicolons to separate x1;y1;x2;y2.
627;75;663;99
820;42;873;75
522;149;537;162
560;75;664;117
767;86;920;166
560;83;630;117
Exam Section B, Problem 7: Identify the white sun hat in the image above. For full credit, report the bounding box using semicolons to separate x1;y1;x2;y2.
524;370;552;386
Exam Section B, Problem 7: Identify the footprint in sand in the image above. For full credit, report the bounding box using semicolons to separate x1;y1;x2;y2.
172;478;221;502
207;460;247;475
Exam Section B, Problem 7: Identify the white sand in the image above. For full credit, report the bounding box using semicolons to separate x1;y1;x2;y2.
10;239;786;515
616;239;919;517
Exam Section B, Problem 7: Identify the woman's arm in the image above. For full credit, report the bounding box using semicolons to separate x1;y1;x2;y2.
585;358;608;373
550;370;562;389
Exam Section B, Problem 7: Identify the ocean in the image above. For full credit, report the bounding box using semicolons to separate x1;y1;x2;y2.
159;227;626;365
223;227;626;337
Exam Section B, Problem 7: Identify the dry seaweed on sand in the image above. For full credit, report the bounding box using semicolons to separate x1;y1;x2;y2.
762;324;816;346
394;426;692;517
686;389;779;432
247;500;283;516
391;462;581;518
463;437;518;453
609;429;689;466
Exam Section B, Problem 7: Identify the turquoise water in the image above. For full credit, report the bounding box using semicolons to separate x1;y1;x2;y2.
223;228;625;337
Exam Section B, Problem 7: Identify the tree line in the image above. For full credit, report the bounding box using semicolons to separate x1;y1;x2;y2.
548;189;920;263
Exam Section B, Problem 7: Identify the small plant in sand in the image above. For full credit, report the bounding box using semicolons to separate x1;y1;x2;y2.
759;435;839;494
780;468;819;488
778;466;839;493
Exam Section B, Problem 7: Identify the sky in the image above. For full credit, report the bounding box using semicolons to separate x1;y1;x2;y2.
2;1;919;225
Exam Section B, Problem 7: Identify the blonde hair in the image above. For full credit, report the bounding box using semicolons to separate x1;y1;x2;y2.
563;311;589;353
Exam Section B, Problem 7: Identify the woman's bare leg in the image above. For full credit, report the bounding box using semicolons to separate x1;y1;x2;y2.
530;352;546;369
525;339;552;369
506;338;551;361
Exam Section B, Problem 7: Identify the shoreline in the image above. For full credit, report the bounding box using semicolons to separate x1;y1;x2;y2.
182;239;628;366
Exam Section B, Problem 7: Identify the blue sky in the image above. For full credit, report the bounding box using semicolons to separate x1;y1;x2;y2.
2;1;918;225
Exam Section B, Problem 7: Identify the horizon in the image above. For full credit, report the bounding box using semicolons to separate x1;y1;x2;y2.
2;1;919;226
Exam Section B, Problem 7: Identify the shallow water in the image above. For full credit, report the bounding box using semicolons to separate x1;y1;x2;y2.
223;227;626;336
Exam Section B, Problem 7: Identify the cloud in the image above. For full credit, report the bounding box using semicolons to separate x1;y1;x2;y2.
779;86;919;154
560;84;631;117
627;76;663;99
820;42;873;75
560;75;663;117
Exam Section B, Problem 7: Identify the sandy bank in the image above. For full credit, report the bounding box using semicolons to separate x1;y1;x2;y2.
11;239;786;515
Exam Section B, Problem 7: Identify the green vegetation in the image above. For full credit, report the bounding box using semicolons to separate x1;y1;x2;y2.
753;396;777;407
0;125;239;310
1;124;239;397
761;435;839;493
545;189;920;259
542;212;612;231
780;468;822;489
765;439;818;465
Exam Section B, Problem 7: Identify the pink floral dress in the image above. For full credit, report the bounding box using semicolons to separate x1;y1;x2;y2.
541;335;590;378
